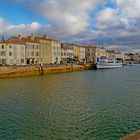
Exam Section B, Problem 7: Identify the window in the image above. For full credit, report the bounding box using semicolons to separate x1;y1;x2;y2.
31;52;34;56
9;52;12;56
21;59;24;63
1;51;6;56
2;59;6;64
36;45;39;49
9;45;12;48
2;45;4;49
35;52;39;56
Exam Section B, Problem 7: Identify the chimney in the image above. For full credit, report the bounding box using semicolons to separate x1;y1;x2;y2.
18;35;22;39
31;34;34;41
43;35;48;39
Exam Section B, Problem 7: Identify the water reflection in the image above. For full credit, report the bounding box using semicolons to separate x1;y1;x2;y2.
0;65;140;139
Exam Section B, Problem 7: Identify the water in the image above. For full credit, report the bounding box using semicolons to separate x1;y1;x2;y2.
0;65;140;140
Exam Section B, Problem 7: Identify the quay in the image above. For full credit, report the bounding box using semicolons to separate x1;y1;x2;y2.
120;130;140;140
0;64;95;79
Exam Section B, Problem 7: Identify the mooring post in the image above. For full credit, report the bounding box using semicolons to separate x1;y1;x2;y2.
39;64;44;75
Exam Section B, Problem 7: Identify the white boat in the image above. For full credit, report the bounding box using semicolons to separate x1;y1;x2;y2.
96;56;123;69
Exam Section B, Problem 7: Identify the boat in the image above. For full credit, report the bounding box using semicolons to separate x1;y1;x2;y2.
96;56;123;69
127;61;133;66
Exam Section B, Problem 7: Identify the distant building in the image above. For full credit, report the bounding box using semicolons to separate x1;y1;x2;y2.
107;50;125;59
124;53;134;62
95;47;107;58
133;53;140;62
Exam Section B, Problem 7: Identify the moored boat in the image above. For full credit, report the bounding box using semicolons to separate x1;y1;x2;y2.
96;56;122;69
127;61;133;66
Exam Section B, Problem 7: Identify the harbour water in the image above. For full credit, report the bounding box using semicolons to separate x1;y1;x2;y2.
0;65;140;140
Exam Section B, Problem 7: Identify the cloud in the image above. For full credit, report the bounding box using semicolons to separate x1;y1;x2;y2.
9;0;103;38
0;17;51;38
1;0;140;53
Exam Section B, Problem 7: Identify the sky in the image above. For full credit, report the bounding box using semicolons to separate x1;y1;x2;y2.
0;0;140;53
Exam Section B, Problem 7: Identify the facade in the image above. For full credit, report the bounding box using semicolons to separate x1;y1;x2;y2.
62;43;74;63
73;45;80;62
0;40;26;65
61;43;67;64
1;34;140;66
83;46;96;63
107;50;125;60
20;36;40;65
0;42;7;65
7;36;40;65
79;47;85;62
28;35;52;64
124;53;134;62
106;50;115;59
48;39;61;64
6;42;26;65
95;47;107;58
133;53;140;62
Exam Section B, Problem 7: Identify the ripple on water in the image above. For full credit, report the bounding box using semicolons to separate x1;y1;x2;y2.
0;65;140;139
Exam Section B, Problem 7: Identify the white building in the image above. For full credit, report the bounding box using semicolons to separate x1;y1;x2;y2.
6;43;26;65
0;41;26;65
49;39;61;64
79;47;85;62
61;43;67;64
62;43;73;63
4;35;40;65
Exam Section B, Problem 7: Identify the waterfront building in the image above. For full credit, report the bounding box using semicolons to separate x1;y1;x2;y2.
7;35;40;65
107;50;125;60
62;43;74;63
61;43;67;64
95;47;107;58
73;45;80;62
47;39;61;64
82;46;96;63
133;53;140;62
124;53;134;62
28;35;52;64
21;36;40;65
0;42;7;65
79;46;85;63
106;50;115;59
5;39;26;65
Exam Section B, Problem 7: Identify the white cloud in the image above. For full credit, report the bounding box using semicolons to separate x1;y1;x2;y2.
20;0;103;37
0;17;50;37
1;0;140;53
96;8;122;30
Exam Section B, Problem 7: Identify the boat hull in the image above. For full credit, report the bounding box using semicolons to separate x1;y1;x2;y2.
96;63;122;69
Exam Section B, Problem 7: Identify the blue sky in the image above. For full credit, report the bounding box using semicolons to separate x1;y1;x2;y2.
0;0;140;53
0;1;47;25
